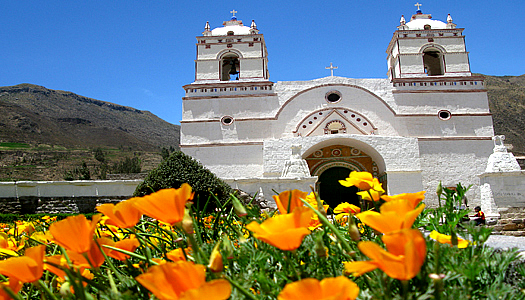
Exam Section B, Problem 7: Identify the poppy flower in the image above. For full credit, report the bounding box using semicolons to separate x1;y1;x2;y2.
166;248;187;262
0;279;23;300
67;237;113;268
0;245;45;283
356;199;425;234
344;229;426;281
381;191;426;209
277;276;359;300
207;243;223;273
96;199;142;228
429;230;469;248
0;233;25;256
246;207;312;251
357;188;384;201
135;261;231;300
106;236;141;261
339;171;383;192
133;184;194;225
49;214;101;254
273;190;309;214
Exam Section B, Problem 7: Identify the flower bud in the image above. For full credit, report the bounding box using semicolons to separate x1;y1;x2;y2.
348;216;361;242
314;235;327;258
231;195;247;217
208;242;223;273
181;208;194;234
436;181;443;197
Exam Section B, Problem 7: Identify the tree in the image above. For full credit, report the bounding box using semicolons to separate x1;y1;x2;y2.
134;151;232;210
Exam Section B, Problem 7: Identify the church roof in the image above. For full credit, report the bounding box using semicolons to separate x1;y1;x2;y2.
405;17;447;30
211;22;252;36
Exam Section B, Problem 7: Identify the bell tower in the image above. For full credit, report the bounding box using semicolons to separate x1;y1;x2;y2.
386;5;471;80
194;12;269;82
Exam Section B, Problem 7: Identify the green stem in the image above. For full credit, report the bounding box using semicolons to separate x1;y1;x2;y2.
225;276;259;300
36;280;59;300
301;199;354;255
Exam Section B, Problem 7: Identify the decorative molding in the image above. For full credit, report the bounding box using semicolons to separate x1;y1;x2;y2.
180;141;263;148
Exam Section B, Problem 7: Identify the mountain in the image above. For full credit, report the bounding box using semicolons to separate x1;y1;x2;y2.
482;74;525;156
0;84;179;151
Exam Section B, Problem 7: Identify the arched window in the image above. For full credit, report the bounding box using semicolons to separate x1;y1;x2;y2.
220;54;240;81
423;48;444;76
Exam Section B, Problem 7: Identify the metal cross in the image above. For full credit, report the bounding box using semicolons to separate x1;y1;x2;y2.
325;62;338;77
230;10;238;17
414;2;422;10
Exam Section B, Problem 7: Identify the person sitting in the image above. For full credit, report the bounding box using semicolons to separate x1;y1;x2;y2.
471;206;485;225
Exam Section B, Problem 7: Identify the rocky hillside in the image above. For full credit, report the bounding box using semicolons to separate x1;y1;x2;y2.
0;84;179;151
483;74;525;155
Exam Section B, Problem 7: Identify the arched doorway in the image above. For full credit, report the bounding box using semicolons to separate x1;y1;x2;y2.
305;144;386;209
318;167;358;208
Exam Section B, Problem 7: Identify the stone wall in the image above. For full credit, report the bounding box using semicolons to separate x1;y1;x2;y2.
0;180;141;214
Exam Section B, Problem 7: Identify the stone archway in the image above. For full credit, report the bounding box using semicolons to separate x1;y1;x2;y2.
305;144;386;209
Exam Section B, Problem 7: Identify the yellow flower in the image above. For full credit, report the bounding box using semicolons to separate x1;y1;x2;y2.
344;229;426;281
278;276;359;300
339;171;383;192
208;242;223;273
429;230;469;248
133;184;194;225
273;190;309;215
381;191;426;209
357;188;384;201
246;207;312;251
356;199;425;234
135;261;231;300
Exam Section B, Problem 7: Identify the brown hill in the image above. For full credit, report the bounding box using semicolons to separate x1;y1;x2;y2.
482;74;525;155
0;84;179;151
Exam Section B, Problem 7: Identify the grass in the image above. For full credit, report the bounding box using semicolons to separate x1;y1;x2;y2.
0;142;31;149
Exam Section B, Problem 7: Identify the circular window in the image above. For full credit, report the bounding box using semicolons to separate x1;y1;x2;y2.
221;115;234;125
325;90;342;103
438;110;451;120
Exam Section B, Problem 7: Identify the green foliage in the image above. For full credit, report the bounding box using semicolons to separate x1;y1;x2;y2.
112;157;141;174
63;161;91;180
93;147;106;163
134;151;232;209
0;142;30;149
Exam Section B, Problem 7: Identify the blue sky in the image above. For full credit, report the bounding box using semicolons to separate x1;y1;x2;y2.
1;1;523;125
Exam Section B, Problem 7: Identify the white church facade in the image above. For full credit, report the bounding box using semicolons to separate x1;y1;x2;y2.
180;8;495;208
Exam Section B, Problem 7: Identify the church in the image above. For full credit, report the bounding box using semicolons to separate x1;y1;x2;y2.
180;6;494;208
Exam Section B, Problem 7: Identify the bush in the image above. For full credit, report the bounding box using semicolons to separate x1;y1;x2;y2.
112;157;141;174
134;151;233;210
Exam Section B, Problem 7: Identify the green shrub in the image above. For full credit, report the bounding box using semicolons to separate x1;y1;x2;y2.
112;157;141;173
0;213;97;223
134;151;233;210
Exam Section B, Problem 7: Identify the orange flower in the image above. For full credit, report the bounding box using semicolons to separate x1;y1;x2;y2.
66;237;113;268
135;261;231;300
0;279;23;300
356;199;425;234
344;229;426;281
49;214;101;253
273;190;309;215
429;230;469;248
381;191;426;209
246;207;312;251
0;245;45;283
207;243;223;273
133;184;194;225
96;199;142;228
277;276;359;300
166;248;187;262
339;171;383;192
107;236;141;261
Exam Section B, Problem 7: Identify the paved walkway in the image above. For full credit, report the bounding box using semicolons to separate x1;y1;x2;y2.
486;234;525;254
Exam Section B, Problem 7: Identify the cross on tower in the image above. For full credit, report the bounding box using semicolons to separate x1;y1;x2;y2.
414;2;422;11
230;9;238;18
325;62;338;77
